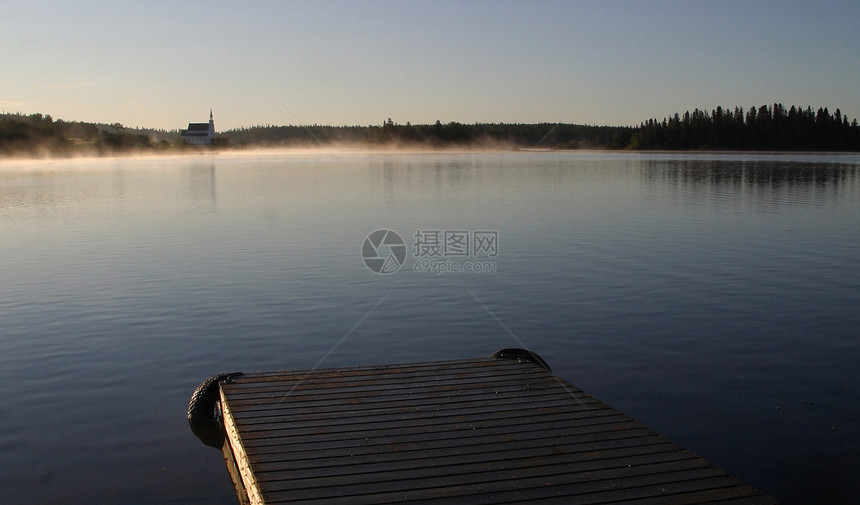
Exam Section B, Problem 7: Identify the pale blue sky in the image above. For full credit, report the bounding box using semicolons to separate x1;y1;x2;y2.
3;0;858;130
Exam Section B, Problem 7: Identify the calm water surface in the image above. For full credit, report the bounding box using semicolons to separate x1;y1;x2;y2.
1;151;858;504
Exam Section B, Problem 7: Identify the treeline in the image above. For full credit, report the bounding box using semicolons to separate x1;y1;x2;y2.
222;119;633;149
4;105;860;158
631;104;860;151
222;106;860;151
224;124;370;146
0;112;195;157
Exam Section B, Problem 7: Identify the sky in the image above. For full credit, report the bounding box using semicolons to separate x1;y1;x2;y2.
3;0;859;131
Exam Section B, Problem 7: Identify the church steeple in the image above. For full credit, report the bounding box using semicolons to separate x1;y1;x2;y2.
207;108;215;143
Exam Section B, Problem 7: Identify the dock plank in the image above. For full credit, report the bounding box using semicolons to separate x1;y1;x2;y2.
217;356;777;504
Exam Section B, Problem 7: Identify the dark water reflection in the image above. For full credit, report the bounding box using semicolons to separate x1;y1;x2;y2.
642;158;859;209
644;159;856;186
0;152;858;504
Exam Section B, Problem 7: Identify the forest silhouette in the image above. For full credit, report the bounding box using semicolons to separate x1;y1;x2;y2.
2;104;859;157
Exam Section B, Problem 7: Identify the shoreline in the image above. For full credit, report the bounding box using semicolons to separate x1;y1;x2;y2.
4;144;860;163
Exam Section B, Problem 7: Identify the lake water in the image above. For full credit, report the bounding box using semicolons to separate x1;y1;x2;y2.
1;151;858;504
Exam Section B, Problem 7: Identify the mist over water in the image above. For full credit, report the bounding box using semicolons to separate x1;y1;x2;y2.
1;151;858;504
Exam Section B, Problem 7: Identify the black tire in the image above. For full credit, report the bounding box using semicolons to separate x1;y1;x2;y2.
490;348;552;372
187;372;244;448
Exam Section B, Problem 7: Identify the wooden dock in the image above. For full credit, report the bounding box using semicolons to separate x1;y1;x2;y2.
207;351;778;504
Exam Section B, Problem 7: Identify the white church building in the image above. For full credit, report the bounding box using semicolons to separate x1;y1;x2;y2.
180;109;216;145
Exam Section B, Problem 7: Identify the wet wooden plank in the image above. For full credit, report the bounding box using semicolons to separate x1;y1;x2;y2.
218;356;778;504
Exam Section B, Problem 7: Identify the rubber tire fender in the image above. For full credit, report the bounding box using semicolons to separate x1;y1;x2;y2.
187;372;244;448
490;348;552;372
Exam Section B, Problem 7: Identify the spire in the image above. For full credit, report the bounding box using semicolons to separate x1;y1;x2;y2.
207;108;215;142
